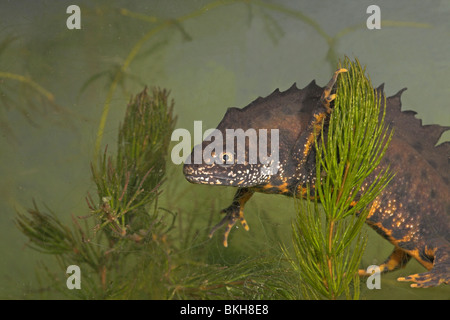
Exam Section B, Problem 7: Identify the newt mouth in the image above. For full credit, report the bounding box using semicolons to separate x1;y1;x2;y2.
184;173;235;185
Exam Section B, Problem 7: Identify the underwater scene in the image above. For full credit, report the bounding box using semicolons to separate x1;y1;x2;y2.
0;0;449;301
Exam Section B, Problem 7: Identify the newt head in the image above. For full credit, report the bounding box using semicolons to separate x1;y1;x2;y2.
182;73;349;248
183;116;280;187
183;81;326;189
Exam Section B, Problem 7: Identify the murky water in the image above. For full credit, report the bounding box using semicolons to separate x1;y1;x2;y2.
0;0;448;299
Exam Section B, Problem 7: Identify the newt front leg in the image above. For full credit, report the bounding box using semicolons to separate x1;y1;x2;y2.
209;187;254;247
321;67;348;112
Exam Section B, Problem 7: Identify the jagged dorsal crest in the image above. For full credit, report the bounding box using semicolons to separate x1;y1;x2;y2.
214;80;325;157
213;80;449;185
385;89;450;185
216;80;323;129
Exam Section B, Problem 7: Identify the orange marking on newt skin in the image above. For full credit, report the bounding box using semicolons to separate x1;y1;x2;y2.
239;216;249;231
302;113;327;160
296;185;308;196
321;68;348;111
384;248;409;271
366;217;434;270
278;182;289;193
263;183;274;190
398;272;446;288
295;185;317;200
222;224;233;247
237;191;253;231
359;248;410;276
424;246;436;257
298;69;347;171
263;182;289;193
366;199;381;219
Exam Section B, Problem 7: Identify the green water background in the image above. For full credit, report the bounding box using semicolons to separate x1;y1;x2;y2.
0;0;449;299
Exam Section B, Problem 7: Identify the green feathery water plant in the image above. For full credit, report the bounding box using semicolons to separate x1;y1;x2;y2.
284;58;394;300
15;87;283;299
16;87;177;297
89;87;176;238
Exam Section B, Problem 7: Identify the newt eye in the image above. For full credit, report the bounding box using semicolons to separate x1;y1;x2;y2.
220;152;234;164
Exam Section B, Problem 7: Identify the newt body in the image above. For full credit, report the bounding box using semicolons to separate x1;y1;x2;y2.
183;69;450;288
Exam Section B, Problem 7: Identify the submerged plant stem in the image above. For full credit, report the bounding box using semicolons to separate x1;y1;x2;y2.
285;58;393;300
326;218;335;298
0;71;54;101
94;23;167;161
94;0;240;161
336;161;350;205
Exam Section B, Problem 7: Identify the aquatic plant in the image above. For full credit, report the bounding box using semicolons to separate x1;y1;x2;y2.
283;58;393;299
15;87;283;299
10;2;432;300
0;35;60;142
16;88;176;298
